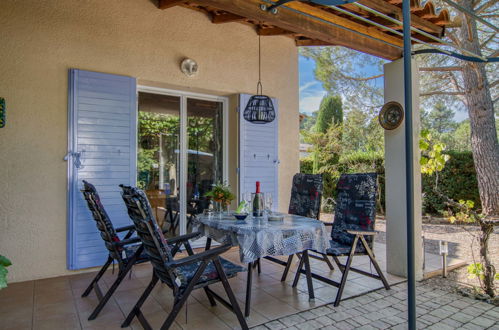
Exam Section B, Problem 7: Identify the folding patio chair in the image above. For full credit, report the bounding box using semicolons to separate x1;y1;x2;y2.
119;185;248;330
280;173;334;282
80;180;150;320
293;173;390;306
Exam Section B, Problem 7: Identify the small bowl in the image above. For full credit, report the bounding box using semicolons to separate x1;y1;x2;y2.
234;213;248;220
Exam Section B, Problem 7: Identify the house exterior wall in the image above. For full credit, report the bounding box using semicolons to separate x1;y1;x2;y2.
0;0;299;282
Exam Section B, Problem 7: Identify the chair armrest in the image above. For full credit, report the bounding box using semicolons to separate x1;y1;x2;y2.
346;230;377;236
115;237;142;247
165;232;201;245
116;225;135;233
166;244;232;268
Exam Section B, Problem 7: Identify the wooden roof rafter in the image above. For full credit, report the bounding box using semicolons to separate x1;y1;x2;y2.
158;0;454;60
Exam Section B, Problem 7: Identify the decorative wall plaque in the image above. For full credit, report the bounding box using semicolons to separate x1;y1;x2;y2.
379;101;404;130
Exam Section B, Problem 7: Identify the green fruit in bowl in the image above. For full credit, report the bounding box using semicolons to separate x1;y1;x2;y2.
235;201;246;214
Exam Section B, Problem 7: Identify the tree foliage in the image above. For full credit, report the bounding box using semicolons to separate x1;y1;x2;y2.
300;0;499;215
137;111;217;189
423;102;457;134
314;94;343;133
312;95;343;173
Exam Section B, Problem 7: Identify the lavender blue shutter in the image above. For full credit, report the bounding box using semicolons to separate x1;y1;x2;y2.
67;69;136;270
239;94;279;211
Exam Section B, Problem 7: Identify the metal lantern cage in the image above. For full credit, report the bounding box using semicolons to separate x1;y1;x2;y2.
244;33;276;124
243;89;275;124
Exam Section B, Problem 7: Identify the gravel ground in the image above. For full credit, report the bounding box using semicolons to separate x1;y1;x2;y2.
320;213;499;295
375;219;499;294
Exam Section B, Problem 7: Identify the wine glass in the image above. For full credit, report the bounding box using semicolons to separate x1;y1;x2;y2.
265;193;273;215
243;192;252;214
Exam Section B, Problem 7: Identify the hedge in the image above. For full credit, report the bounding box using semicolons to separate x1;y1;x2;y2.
300;150;480;215
422;151;481;214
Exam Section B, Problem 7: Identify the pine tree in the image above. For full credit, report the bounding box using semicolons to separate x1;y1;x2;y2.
313;95;343;173
427;102;456;134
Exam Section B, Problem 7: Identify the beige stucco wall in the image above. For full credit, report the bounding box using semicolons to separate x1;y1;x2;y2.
0;0;299;283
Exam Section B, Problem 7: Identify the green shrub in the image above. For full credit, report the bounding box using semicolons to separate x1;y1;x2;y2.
422;151;481;214
300;150;480;215
301;151;385;213
300;157;313;174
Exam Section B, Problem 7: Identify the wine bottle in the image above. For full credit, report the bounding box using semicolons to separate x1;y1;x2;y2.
252;181;263;217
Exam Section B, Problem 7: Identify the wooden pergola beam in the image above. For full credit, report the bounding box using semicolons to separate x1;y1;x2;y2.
295;38;335;46
284;1;403;47
158;0;185;10
212;12;247;24
190;0;402;60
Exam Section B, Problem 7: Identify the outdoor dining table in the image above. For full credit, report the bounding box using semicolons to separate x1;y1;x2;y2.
192;213;330;316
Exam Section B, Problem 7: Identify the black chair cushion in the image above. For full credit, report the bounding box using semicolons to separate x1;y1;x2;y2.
331;173;377;249
175;257;245;289
123;244;150;263
288;173;323;219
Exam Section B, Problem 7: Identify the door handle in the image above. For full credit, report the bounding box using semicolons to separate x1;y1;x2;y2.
64;151;82;169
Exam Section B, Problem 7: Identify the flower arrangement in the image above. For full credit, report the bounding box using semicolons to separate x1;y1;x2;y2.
205;182;235;208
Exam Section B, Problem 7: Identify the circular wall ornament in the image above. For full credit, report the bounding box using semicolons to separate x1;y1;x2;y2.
180;58;198;77
379;101;404;130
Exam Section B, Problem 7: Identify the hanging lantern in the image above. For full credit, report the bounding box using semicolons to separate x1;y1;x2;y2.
244;34;275;124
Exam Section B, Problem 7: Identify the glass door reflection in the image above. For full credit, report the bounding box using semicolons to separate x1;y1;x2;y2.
137;92;181;238
185;98;224;233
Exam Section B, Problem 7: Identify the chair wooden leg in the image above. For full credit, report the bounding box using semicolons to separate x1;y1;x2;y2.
359;236;390;290
88;269;127;320
281;254;294;282
321;253;335;270
121;273;159;327
333;236;358;307
88;248;141;320
213;259;249;330
292;253;305;288
82;256;113;297
204;287;217;307
205;237;212;251
160;262;209;330
332;255;344;273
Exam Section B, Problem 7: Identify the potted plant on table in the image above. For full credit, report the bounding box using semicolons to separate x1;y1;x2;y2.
0;255;12;290
205;182;235;216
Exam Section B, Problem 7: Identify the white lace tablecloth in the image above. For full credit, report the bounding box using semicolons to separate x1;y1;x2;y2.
192;213;330;264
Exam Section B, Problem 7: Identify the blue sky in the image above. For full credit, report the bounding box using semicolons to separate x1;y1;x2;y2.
299;54;468;121
299;55;327;115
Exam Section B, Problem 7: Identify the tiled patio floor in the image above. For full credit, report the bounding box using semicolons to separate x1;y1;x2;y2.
0;242;464;330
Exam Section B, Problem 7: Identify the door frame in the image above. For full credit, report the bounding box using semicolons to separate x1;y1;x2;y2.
137;85;229;236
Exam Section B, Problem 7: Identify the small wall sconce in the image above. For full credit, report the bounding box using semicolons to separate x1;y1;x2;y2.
180;58;198;77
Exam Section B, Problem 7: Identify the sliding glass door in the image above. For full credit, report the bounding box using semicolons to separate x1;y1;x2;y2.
137;89;226;239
